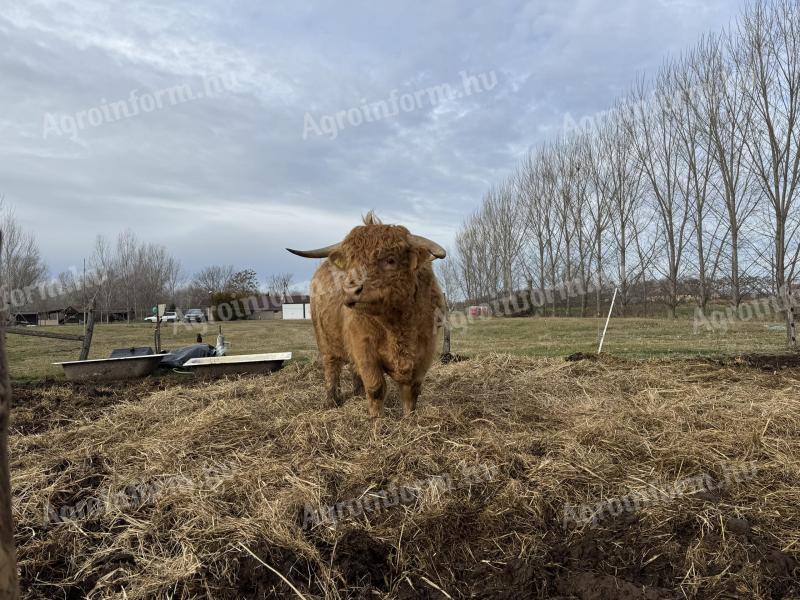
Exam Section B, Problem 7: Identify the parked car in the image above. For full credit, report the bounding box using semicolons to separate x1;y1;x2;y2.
144;312;178;323
183;309;207;323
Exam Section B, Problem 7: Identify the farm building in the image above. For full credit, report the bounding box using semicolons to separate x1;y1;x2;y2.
282;300;311;320
11;311;39;326
8;306;87;327
98;308;134;323
245;295;284;320
44;306;84;325
245;294;311;320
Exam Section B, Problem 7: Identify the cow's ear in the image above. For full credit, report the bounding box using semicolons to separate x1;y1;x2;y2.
329;250;347;270
409;246;429;270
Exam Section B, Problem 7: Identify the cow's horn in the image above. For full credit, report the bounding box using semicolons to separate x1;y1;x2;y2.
286;243;341;259
410;235;446;259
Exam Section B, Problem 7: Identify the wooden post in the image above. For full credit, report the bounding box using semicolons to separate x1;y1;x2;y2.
0;233;20;598
441;296;451;357
79;299;96;361
154;314;162;354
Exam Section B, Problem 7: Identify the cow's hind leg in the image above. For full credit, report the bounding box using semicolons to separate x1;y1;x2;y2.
351;368;365;397
322;356;344;408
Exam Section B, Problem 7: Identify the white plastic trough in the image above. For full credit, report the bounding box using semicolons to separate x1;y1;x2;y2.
54;355;165;381
182;352;292;377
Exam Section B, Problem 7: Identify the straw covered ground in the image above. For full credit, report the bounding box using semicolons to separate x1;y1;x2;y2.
9;354;800;599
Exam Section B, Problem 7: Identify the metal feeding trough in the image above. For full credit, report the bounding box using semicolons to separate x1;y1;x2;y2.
182;352;292;377
54;354;165;382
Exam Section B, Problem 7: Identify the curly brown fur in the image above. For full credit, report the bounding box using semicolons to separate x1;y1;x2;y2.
304;217;445;417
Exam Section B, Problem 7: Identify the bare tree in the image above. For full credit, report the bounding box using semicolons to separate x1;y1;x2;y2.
518;151;551;314
602;108;645;314
192;265;235;296
692;33;757;308
0;199;47;308
540;146;566;316
626;72;693;317
435;257;461;308
267;272;294;297
91;235;116;322
671;57;728;311
583;131;615;317
483;182;527;294
738;0;800;342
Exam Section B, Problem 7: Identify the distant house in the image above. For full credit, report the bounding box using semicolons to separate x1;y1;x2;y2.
42;306;84;325
246;294;311;320
246;295;282;320
282;298;312;320
12;311;39;326
99;308;134;323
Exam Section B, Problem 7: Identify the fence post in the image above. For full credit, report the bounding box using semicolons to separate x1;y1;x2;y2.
0;232;20;598
598;287;619;354
79;298;96;361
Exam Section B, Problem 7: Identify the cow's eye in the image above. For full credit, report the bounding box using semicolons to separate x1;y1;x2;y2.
385;257;396;267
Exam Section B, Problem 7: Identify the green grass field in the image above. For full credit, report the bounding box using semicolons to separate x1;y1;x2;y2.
6;313;794;382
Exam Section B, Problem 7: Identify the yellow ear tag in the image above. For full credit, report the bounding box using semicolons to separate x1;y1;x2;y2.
333;256;346;270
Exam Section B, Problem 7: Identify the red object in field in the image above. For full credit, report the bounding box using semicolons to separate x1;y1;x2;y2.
469;306;490;318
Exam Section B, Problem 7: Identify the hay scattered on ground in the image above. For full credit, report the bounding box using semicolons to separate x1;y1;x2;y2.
10;354;800;599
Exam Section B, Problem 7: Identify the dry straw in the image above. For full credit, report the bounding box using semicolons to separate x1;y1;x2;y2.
9;354;800;598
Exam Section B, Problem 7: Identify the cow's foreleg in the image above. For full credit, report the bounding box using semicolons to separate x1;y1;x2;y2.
350;346;386;418
354;362;385;418
322;356;344;408
400;380;422;415
365;373;386;418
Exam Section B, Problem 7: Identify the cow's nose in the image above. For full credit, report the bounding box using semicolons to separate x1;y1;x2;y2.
351;284;363;296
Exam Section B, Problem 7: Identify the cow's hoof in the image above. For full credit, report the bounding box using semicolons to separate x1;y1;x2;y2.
324;395;343;409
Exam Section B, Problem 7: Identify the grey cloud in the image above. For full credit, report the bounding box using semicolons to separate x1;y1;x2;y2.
1;0;744;284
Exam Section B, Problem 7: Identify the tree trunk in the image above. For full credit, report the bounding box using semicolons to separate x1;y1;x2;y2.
731;228;741;308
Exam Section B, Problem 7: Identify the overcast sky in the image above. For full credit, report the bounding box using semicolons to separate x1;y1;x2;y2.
1;0;745;287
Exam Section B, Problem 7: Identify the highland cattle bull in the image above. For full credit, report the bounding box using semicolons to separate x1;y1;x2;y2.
288;213;446;418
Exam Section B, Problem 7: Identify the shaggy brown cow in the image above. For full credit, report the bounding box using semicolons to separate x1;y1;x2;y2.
288;213;446;417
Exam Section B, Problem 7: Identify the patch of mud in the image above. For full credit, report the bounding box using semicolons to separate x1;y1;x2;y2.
555;573;677;600
730;353;800;371
234;544;319;600
565;352;599;362
10;377;196;435
440;352;469;364
331;530;393;590
697;352;800;371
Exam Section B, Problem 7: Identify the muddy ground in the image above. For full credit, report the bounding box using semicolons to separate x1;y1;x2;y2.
8;354;800;599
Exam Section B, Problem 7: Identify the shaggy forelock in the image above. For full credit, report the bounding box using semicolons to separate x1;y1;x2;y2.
342;223;411;258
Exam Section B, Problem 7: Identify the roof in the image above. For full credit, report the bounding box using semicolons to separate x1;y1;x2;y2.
252;294;310;311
